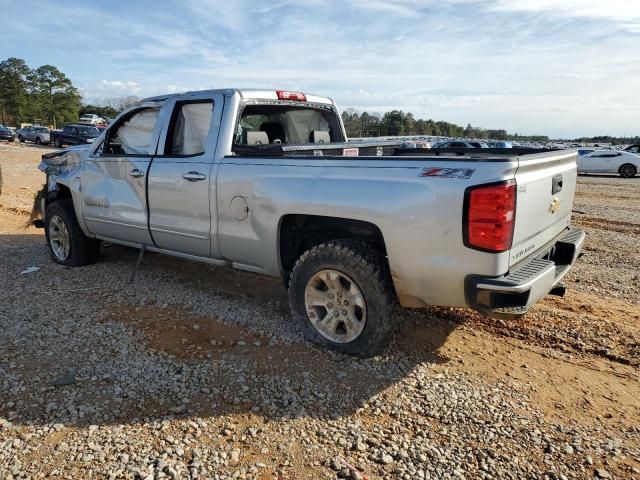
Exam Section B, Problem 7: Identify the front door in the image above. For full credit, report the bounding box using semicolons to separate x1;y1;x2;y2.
147;93;223;257
82;103;165;245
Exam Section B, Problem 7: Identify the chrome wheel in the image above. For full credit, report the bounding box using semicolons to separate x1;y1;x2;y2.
49;215;70;260
304;269;367;343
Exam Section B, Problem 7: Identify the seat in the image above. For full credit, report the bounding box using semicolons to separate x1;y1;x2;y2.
246;131;269;145
260;122;286;143
310;130;330;143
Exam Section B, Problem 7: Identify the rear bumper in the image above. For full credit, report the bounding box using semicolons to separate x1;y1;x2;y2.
465;228;585;319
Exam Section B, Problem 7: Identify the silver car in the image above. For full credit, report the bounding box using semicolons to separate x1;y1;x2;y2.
17;126;50;145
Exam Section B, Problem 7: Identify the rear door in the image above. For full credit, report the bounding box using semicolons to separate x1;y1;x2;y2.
81;103;164;245
147;92;224;257
63;126;76;144
509;151;578;266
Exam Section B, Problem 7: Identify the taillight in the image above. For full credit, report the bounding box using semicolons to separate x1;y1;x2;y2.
276;90;307;101
464;180;516;252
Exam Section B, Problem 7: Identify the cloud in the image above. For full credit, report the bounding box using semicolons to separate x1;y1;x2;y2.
2;0;639;137
488;0;640;32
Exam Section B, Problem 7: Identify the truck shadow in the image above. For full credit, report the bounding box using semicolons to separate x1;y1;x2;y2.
1;238;461;428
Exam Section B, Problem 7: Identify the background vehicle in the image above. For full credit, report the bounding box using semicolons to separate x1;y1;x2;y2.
434;139;488;148
78;114;103;125
36;88;584;357
50;124;100;148
624;144;639;154
0;124;15;142
578;150;639;177
17;126;50;145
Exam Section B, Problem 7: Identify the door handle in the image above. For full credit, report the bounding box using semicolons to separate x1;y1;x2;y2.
183;171;207;182
130;169;144;178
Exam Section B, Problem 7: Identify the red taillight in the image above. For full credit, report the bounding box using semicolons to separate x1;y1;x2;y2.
276;90;307;101
464;181;516;252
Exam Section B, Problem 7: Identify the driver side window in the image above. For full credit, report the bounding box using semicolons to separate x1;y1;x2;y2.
104;108;160;156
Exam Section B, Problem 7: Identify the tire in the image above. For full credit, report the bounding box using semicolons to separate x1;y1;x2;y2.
45;199;100;267
35;137;41;145
18;135;24;143
619;163;637;178
288;239;397;357
8;137;14;142
55;138;62;148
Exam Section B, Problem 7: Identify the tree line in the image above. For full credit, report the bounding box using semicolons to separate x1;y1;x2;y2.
0;57;82;128
342;110;640;144
0;57;140;129
341;109;550;142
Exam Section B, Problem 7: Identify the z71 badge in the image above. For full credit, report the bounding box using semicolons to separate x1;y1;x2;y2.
420;167;475;179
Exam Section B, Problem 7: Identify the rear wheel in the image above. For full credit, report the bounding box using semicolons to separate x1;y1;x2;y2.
35;137;42;145
18;135;24;143
619;163;637;178
45;199;100;267
55;138;62;148
288;240;397;357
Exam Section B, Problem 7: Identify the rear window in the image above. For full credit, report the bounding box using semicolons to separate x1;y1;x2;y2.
78;126;99;136
234;103;344;145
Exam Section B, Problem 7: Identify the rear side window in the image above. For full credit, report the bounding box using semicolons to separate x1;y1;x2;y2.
166;101;213;156
105;108;160;155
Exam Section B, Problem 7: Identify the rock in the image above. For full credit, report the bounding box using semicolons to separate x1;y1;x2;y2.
595;469;611;479
380;454;393;465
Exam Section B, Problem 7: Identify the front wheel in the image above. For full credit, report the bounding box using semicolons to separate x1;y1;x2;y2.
45;199;100;267
288;240;397;357
619;163;637;178
55;138;62;148
35;137;41;145
18;135;24;143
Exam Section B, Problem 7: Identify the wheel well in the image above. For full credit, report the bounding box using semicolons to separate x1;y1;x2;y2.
46;184;72;206
279;214;388;283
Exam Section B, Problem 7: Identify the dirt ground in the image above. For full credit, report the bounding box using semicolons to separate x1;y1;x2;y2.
0;142;638;479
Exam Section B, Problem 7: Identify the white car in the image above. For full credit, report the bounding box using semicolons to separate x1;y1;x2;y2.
577;150;639;178
78;114;103;125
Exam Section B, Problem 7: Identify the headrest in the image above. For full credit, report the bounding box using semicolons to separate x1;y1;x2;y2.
246;131;269;145
310;130;330;143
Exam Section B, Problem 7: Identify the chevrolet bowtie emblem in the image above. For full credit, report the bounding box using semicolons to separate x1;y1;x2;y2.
549;198;561;214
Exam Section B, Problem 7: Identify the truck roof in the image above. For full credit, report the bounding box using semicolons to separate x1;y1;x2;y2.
142;89;334;106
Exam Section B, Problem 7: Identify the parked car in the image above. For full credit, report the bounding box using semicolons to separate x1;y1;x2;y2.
578;150;639;177
50;125;101;148
623;144;640;154
78;114;103;125
17;126;50;145
35;88;584;357
433;140;488;148
0;124;15;142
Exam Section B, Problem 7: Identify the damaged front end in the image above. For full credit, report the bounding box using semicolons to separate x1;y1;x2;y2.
30;146;90;228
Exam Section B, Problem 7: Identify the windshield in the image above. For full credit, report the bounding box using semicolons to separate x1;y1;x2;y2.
234;103;344;145
34;127;48;133
78;126;100;136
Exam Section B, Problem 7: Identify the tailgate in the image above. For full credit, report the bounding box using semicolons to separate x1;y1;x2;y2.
510;151;577;266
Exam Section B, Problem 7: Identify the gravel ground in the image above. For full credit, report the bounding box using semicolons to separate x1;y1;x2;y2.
0;144;638;479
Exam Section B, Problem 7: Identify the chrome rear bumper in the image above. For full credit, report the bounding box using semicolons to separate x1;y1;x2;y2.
465;228;585;319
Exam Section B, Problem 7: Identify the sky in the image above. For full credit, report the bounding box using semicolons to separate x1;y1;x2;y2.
1;0;639;138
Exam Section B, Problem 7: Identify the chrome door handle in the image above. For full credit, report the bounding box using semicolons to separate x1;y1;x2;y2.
183;171;207;182
129;169;144;178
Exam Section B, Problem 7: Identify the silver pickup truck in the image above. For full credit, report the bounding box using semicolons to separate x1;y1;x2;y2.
37;88;585;357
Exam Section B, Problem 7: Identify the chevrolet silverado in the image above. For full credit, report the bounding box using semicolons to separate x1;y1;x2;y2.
36;89;585;357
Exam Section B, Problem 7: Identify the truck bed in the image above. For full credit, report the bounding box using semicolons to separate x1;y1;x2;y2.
231;140;561;159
